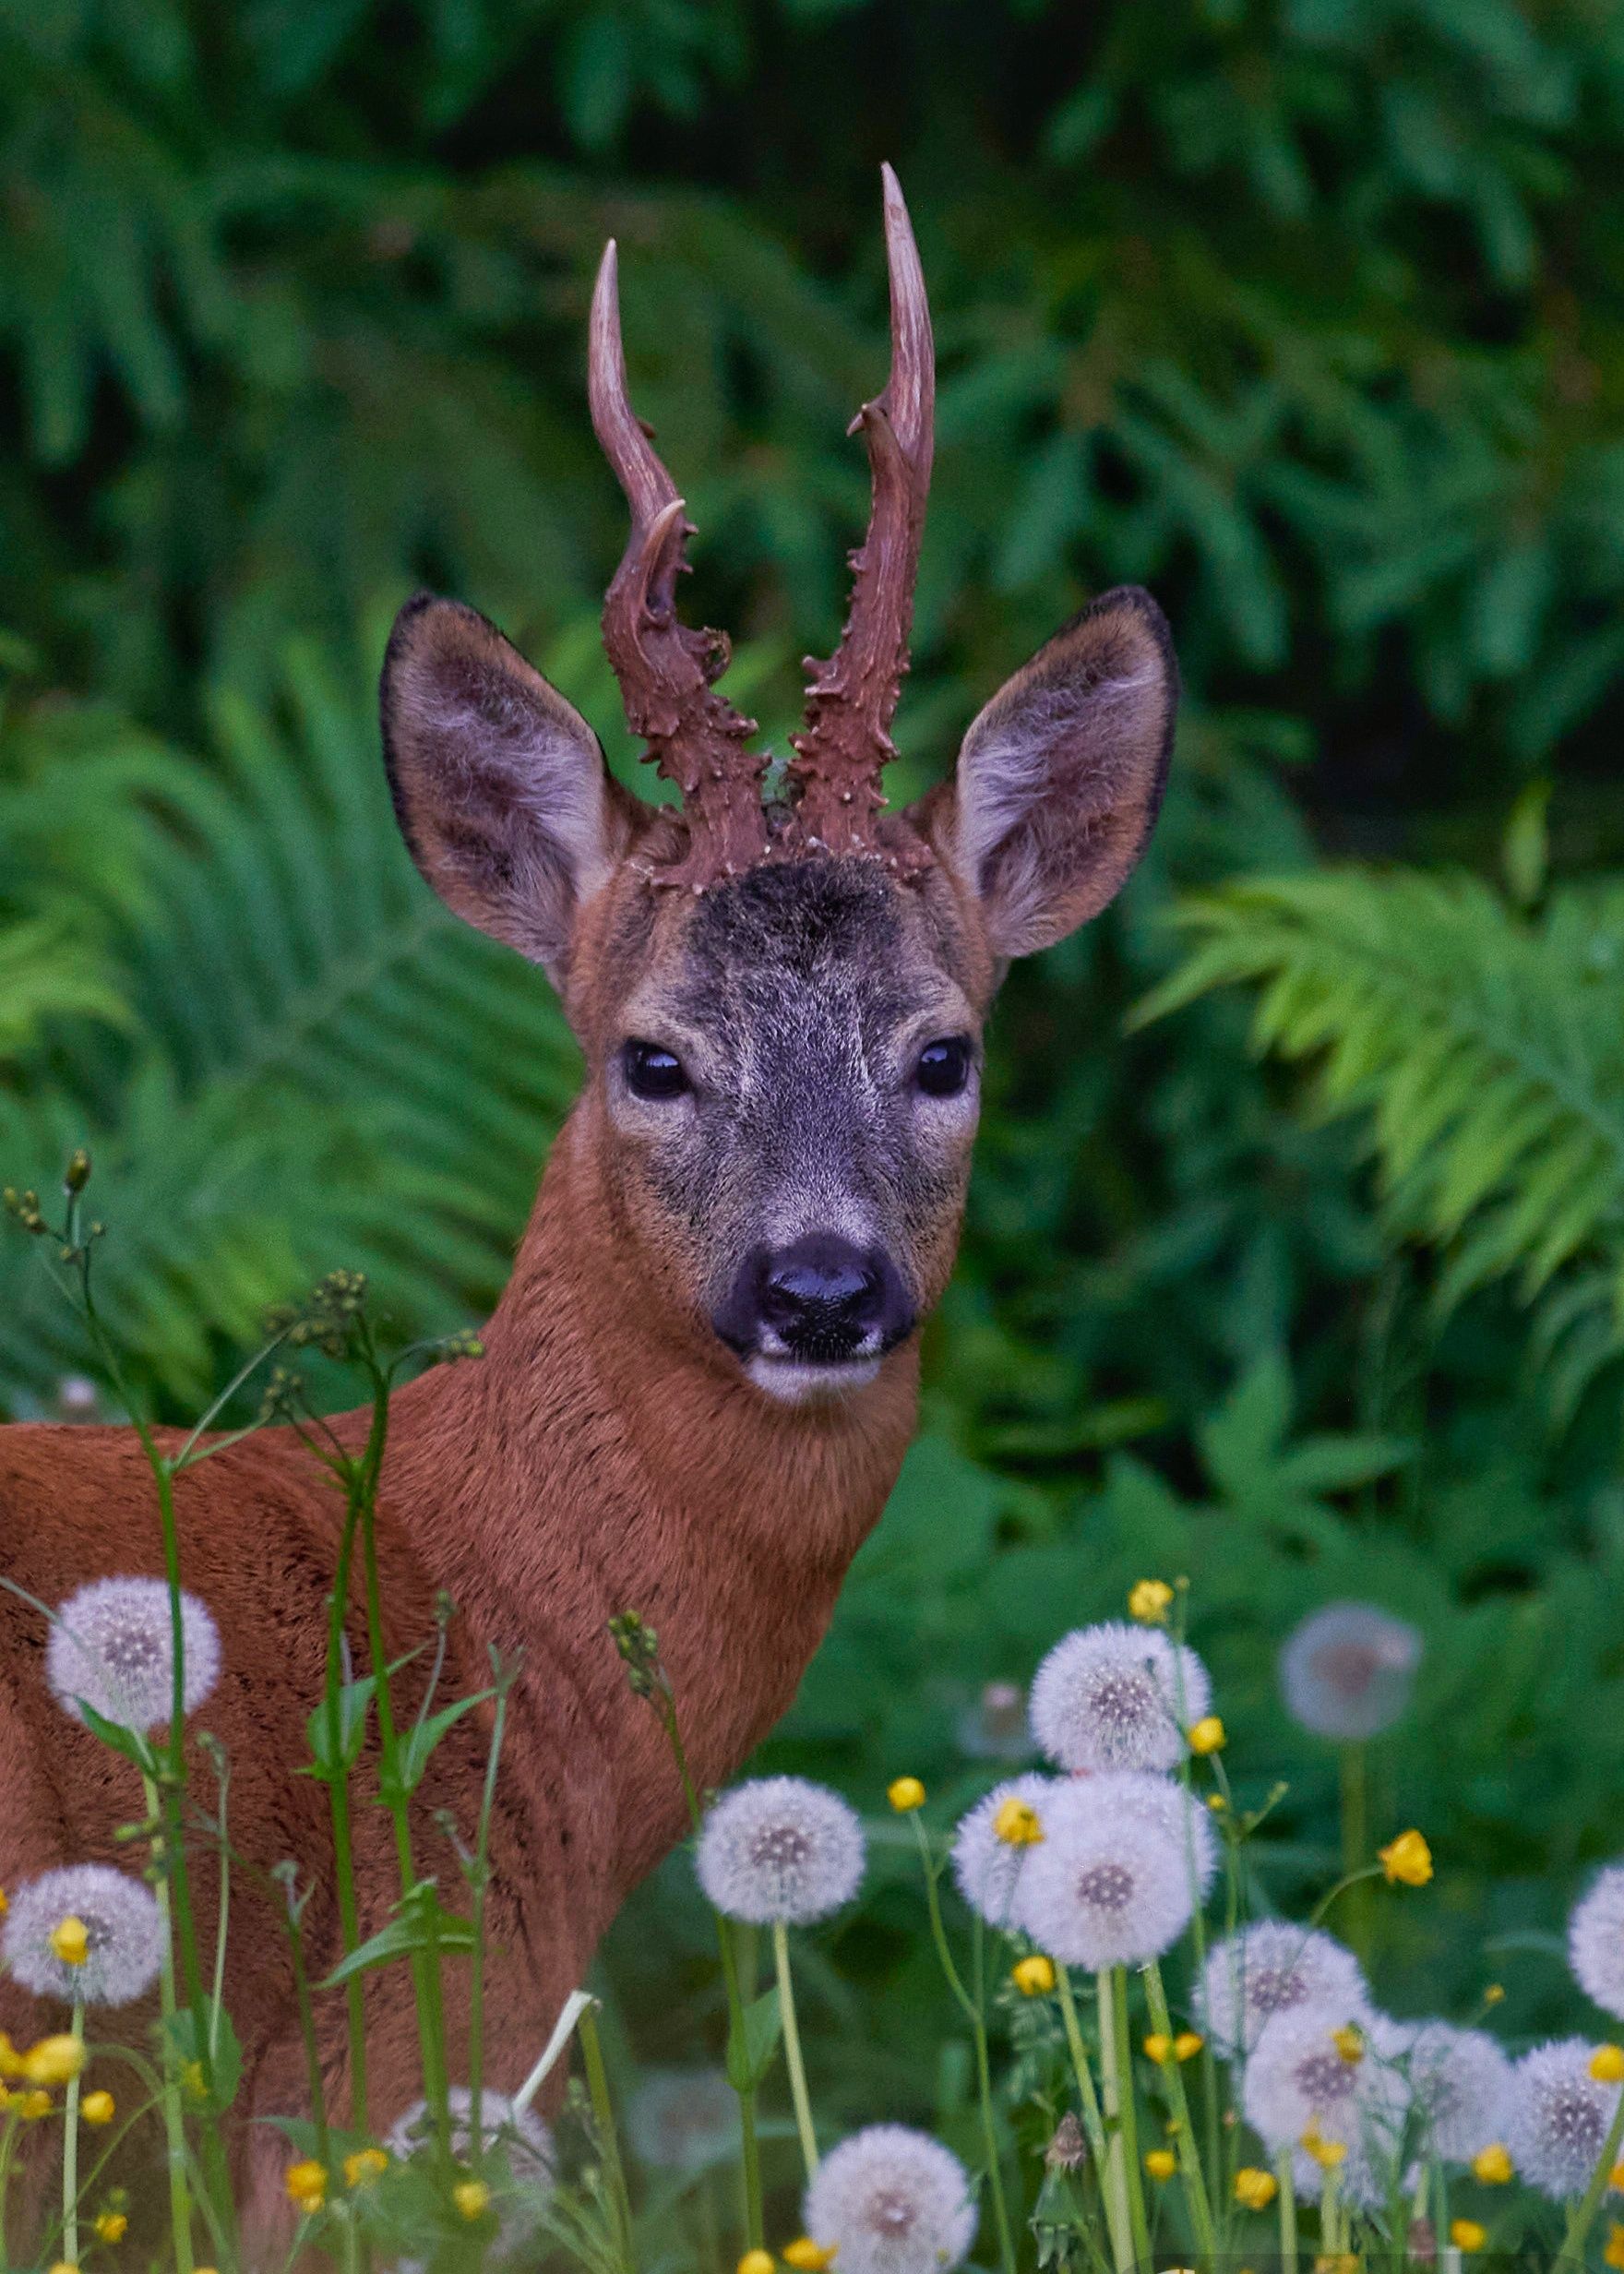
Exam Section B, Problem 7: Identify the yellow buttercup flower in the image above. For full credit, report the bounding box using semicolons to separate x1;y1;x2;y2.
1143;2032;1173;2064
23;2035;85;2087
1173;2031;1203;2062
993;1797;1044;1847
1451;2220;1487;2253
1593;2046;1624;2084
1143;2148;1177;2181
0;2034;20;2081
93;2212;128;2244
15;2089;52;2120
1206;1793;1227;1813
1012;1955;1056;1996
1188;1716;1225;1755
344;2148;388;2188
452;2179;490;2222
1331;2024;1365;2065
887;1777;926;1813
1606;2225;1624;2272
47;2262;78;2274
1378;1829;1432;1886
1299;2125;1346;2170
49;1916;89;1967
737;2254;776;2274
783;2244;839;2271
1128;1579;1174;1625
80;2090;115;2126
1484;1982;1505;2005
284;2160;327;2213
1473;2142;1512;2184
1234;2167;1278;2210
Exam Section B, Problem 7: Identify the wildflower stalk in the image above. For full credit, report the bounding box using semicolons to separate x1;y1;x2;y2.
905;1813;1016;2274
1143;1959;1216;2259
1275;2146;1297;2274
61;1999;84;2268
772;1920;819;2181
465;1653;515;2158
1340;1741;1373;1960
1054;1968;1125;2273
274;1867;330;2171
1099;1967;1151;2272
320;1476;369;2131
1558;2079;1624;2267
1321;2160;1344;2256
0;2102;18;2273
142;1770;197;2274
578;2000;636;2273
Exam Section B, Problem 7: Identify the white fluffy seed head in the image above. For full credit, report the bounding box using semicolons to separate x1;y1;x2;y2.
1093;1768;1221;1902
626;2066;736;2172
1509;2039;1622;2201
1570;1862;1624;2022
1242;2008;1408;2207
1029;1622;1211;1774
802;2124;976;2274
1195;1921;1371;2059
3;1863;164;2009
1278;1602;1422;1742
47;1577;221;1735
387;2087;554;2181
1397;2019;1517;2164
694;1777;865;1927
949;1773;1057;1927
1012;1777;1192;1968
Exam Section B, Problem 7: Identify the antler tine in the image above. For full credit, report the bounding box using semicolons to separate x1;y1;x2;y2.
589;240;768;887
787;164;936;868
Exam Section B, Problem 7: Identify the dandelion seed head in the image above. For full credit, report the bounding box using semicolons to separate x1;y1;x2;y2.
802;2124;976;2274
1570;1864;1624;2022
956;1680;1029;1763
388;2087;555;2253
1195;1922;1371;2059
1509;2040;1622;2201
1013;1779;1192;1968
1029;1622;1212;1774
2;1866;163;2009
1093;1768;1221;1901
46;1578;221;1734
1393;2020;1517;2165
695;1777;865;1927
1278;1602;1422;1741
1243;2009;1407;2208
949;1774;1057;1927
626;2066;736;2172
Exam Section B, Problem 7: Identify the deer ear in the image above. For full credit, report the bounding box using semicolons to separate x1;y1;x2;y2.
945;586;1176;958
381;594;634;983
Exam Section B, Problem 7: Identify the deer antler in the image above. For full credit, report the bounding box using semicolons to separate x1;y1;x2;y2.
786;164;936;869
590;242;769;889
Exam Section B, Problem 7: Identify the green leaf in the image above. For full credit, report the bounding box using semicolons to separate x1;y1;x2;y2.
725;1986;782;2093
302;1674;376;1782
378;1686;496;1805
319;1885;475;1989
76;1699;161;1777
161;2005;243;2116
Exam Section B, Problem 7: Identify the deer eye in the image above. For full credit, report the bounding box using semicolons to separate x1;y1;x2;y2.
914;1036;973;1098
623;1040;689;1101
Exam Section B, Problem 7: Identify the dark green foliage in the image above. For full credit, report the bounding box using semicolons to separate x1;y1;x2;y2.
7;0;1624;2245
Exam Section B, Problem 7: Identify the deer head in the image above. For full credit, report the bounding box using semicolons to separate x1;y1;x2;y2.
381;169;1176;1405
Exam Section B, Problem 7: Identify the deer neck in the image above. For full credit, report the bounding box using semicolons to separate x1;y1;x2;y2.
380;1098;920;1884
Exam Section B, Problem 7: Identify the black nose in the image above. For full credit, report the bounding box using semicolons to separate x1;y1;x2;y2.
714;1234;914;1364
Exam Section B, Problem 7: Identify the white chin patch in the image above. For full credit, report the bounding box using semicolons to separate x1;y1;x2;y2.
746;1356;882;1406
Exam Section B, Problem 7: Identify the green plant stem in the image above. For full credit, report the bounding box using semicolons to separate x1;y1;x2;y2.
578;2002;636;2273
142;1770;196;2274
1055;1969;1125;2273
0;2104;19;2274
61;2000;84;2268
281;1893;330;2170
1340;1742;1372;1961
1276;2147;1297;2274
321;1480;368;2132
1102;1968;1151;2272
907;1816;1016;2274
1559;2070;1624;2266
1143;1960;1215;2261
772;1921;818;2182
466;1666;510;2160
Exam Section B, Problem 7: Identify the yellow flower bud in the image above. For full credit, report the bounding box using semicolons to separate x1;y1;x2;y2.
49;1916;89;1967
1173;2031;1204;2063
1451;2220;1487;2253
22;2035;84;2087
1206;1793;1227;1813
1143;2148;1177;2181
1331;2024;1366;2065
81;2090;115;2127
17;2090;52;2120
1483;1982;1505;2005
1299;2126;1346;2170
93;2213;127;2244
1472;2142;1512;2184
344;2148;388;2187
783;2244;839;2271
1377;1829;1432;1886
47;2262;78;2274
992;1797;1044;1847
887;1777;926;1813
1142;2032;1173;2065
1606;2224;1624;2272
0;1888;7;1913
1128;1579;1174;1624
0;2035;20;2082
284;2160;327;2212
737;2255;777;2274
1187;1716;1225;1755
1593;2046;1624;2084
1234;2166;1278;2210
1011;1955;1056;1996
452;2179;490;2222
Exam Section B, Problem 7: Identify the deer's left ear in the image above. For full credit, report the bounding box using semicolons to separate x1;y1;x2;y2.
940;585;1176;958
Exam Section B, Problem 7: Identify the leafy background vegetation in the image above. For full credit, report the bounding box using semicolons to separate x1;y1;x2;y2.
7;0;1624;2230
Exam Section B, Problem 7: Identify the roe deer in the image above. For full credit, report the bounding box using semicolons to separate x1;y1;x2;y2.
0;167;1176;2242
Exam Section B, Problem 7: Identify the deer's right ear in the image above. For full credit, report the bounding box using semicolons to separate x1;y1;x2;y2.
381;594;635;983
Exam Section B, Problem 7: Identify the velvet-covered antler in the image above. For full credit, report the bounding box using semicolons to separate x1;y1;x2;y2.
785;164;935;869
589;240;770;889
